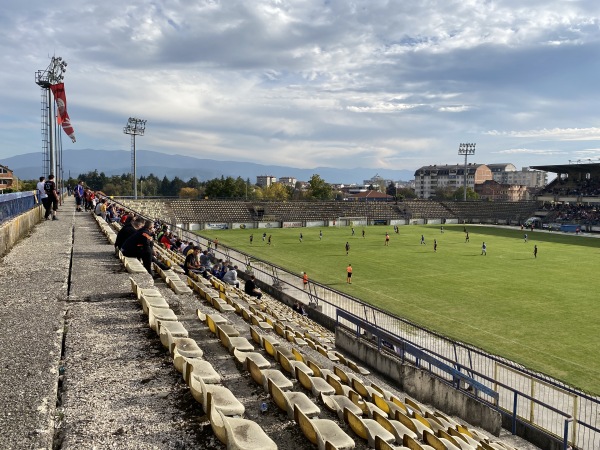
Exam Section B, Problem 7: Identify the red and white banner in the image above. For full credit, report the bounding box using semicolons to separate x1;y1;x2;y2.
50;83;76;143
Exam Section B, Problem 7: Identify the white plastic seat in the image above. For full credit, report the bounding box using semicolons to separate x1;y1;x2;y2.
148;306;177;331
233;348;271;370
189;372;244;416
172;338;204;372
218;326;254;354
209;394;277;450
158;320;188;349
183;358;221;384
142;294;170;315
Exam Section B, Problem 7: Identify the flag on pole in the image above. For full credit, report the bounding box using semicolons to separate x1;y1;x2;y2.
50;83;76;143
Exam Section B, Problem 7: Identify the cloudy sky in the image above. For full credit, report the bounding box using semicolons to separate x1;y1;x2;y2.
2;0;600;173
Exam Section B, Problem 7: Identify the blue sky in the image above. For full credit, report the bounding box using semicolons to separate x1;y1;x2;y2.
2;0;600;172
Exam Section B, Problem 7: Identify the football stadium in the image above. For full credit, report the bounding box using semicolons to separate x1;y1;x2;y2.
2;163;599;450
100;162;598;449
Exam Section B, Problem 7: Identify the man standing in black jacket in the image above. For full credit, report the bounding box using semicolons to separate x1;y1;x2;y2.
121;220;155;274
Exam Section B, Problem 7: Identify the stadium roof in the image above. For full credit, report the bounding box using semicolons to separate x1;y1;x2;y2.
530;163;600;174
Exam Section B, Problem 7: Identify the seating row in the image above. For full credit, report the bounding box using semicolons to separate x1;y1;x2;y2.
95;210;521;450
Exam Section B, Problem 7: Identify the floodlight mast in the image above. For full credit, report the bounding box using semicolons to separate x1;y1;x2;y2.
458;143;476;201
123;117;147;199
35;56;67;182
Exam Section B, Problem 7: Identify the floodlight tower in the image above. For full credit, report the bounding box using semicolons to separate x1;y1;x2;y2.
35;56;67;179
458;143;476;201
123;117;147;199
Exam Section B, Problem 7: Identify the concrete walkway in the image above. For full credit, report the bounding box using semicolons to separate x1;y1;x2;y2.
0;209;203;449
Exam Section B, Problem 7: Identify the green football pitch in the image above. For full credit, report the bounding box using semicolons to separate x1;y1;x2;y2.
198;224;600;395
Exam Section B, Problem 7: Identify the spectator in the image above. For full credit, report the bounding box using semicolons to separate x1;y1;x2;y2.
115;216;143;252
36;176;48;210
199;250;211;269
74;180;84;212
43;174;59;221
293;301;308;316
183;246;202;275
223;265;240;288
160;232;172;250
244;275;262;299
121;220;155;275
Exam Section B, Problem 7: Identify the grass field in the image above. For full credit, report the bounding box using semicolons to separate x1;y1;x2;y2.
198;224;600;395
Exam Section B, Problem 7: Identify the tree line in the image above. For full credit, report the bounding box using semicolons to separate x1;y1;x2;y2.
5;170;472;201
69;170;337;201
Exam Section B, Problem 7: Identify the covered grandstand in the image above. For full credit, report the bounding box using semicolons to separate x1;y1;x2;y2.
532;162;600;230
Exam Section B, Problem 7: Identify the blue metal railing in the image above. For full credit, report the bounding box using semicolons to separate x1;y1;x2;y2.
0;191;38;223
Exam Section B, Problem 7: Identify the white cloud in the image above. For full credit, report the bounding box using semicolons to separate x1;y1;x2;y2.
2;0;600;175
485;128;600;140
495;148;567;155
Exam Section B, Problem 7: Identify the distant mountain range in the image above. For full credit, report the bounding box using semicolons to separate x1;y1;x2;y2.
2;149;415;184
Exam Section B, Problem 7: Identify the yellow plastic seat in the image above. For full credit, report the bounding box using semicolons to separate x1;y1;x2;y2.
343;407;395;448
267;378;320;420
294;405;355;450
295;365;336;397
248;358;293;393
372;410;418;444
217;326;254;354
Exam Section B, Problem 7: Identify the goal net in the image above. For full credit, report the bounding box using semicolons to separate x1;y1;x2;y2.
336;216;368;227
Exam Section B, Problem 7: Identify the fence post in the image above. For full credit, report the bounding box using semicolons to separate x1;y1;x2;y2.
562;417;572;450
512;391;518;435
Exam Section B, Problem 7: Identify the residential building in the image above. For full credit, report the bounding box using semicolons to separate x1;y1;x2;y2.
278;177;297;187
256;175;277;188
414;164;493;199
0;165;14;191
487;164;547;187
475;180;529;201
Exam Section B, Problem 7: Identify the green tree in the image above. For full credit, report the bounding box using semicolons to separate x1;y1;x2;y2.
204;177;224;198
433;186;455;201
159;176;171;196
396;187;416;200
263;183;290;201
186;177;202;190
386;182;397;198
453;187;479;201
78;170;106;191
170;176;185;196
307;174;332;200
